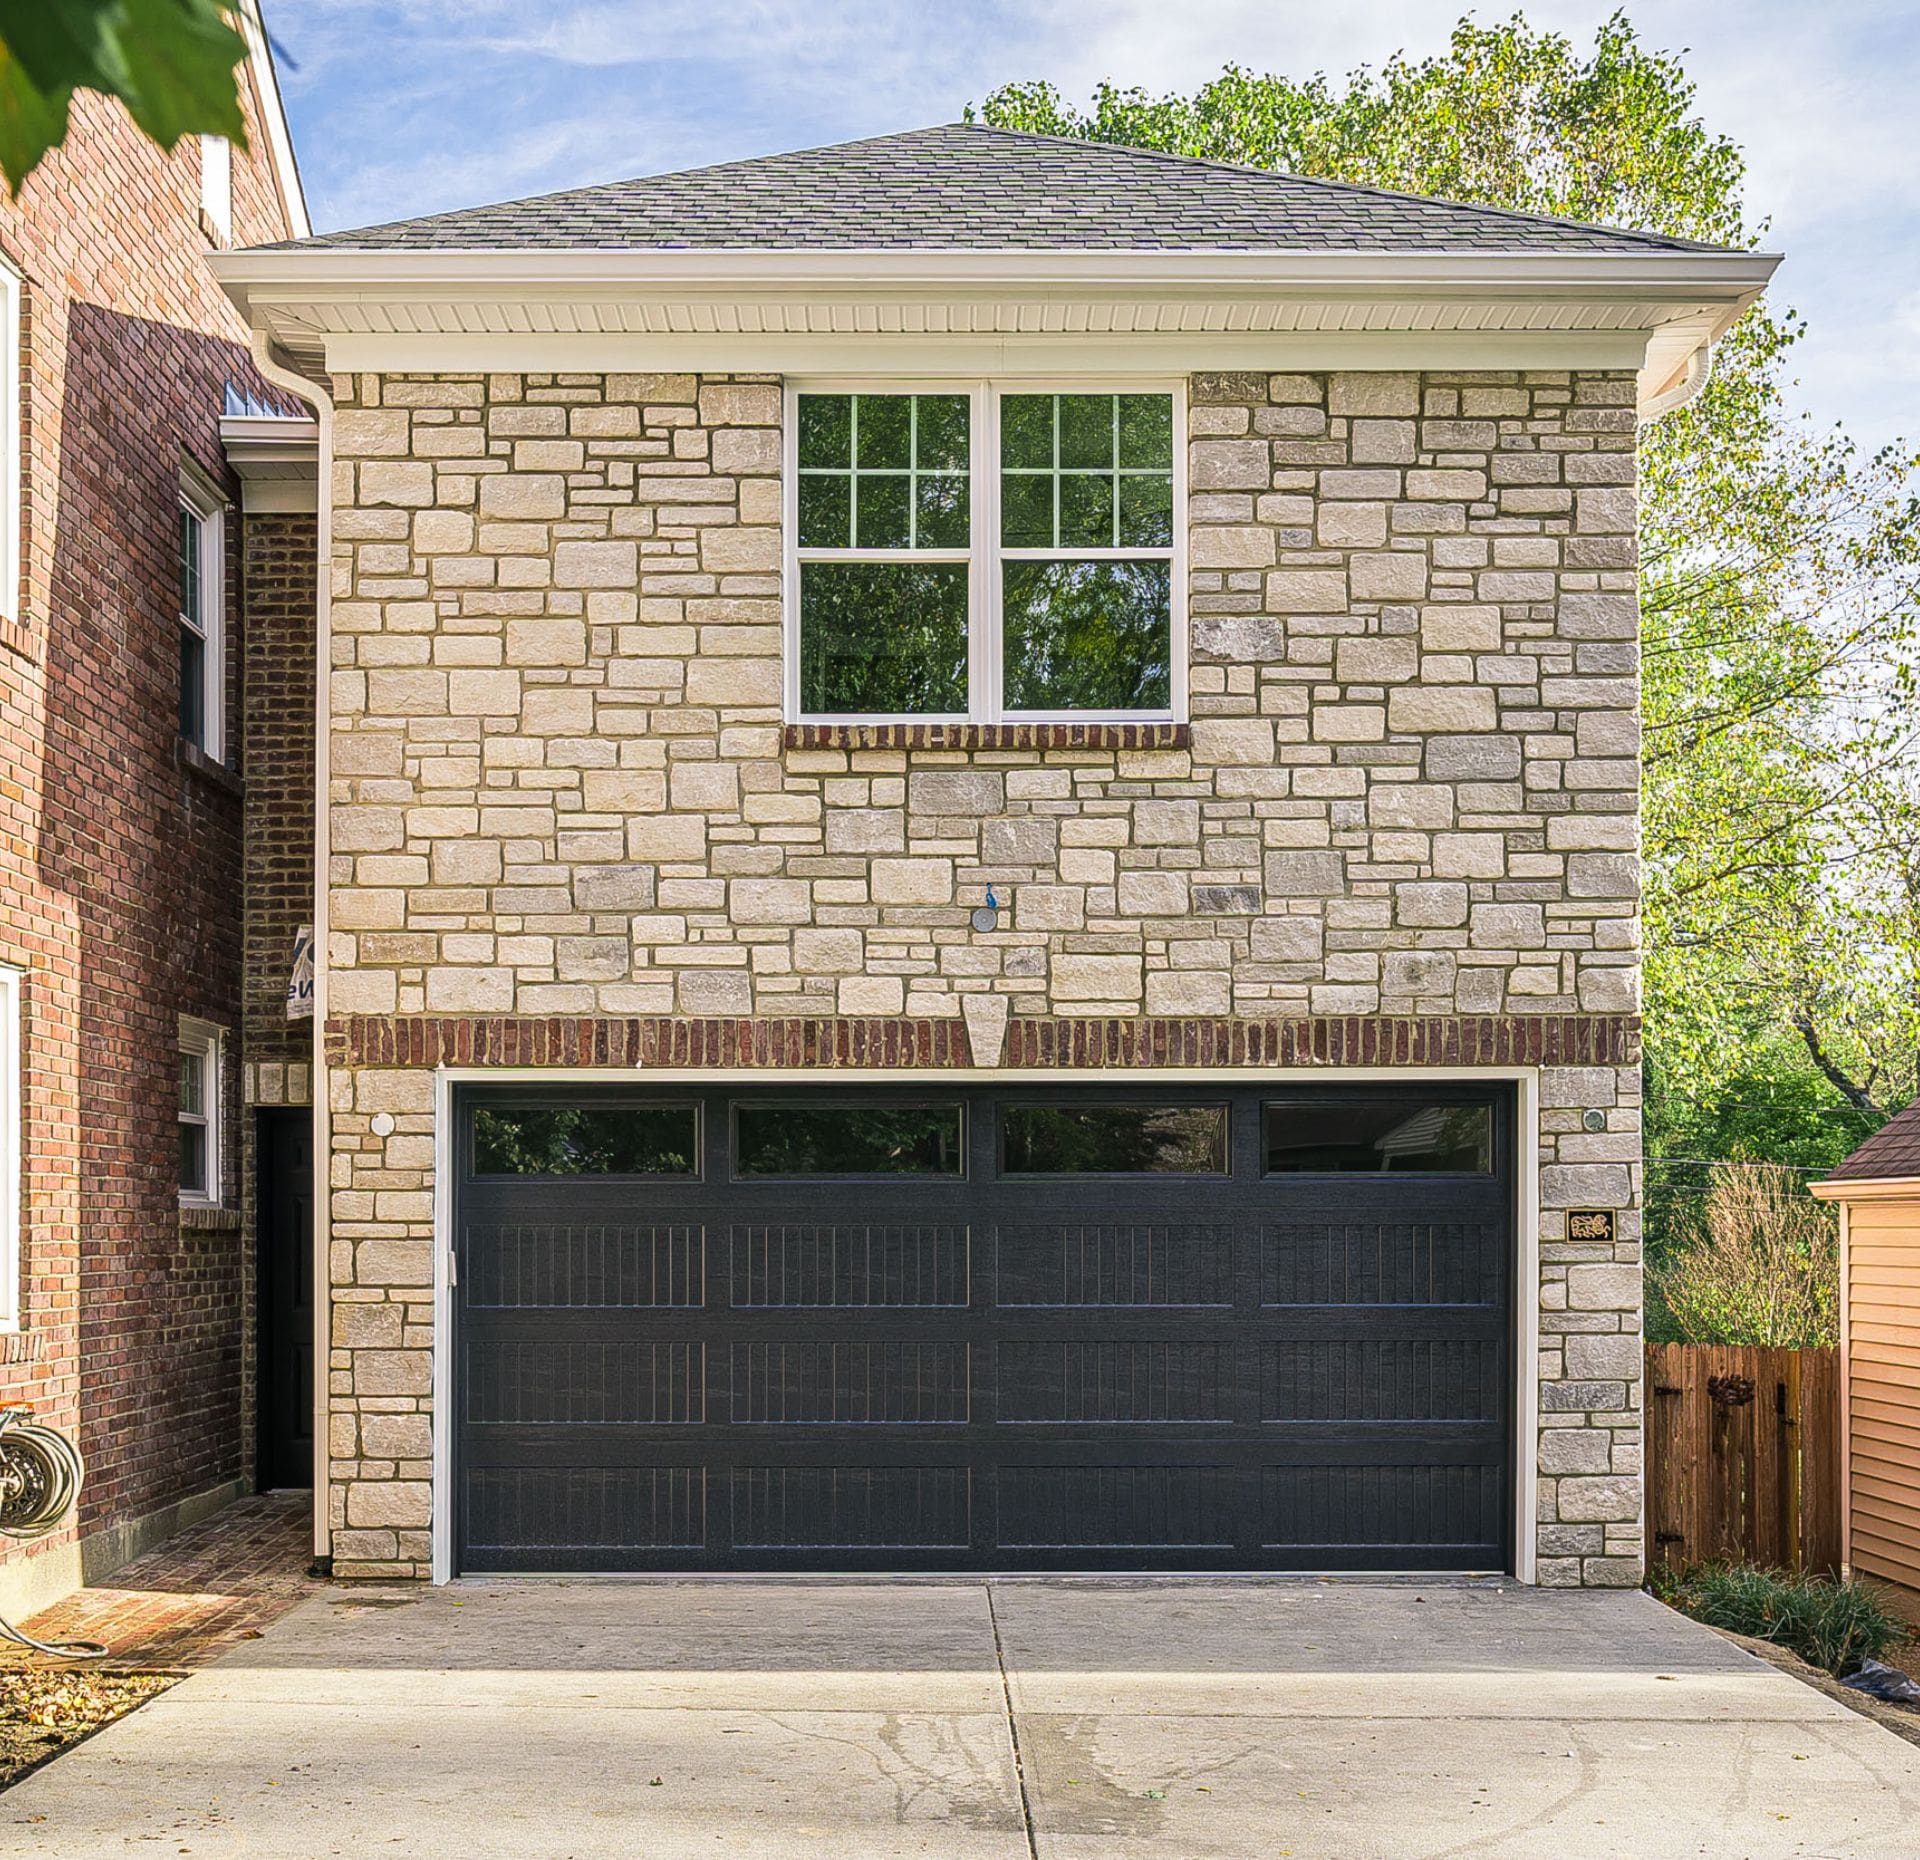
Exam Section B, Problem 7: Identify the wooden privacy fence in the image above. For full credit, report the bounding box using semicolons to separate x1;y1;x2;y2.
1645;1344;1842;1577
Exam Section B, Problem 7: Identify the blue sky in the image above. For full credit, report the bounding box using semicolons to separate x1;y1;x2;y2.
268;0;1920;456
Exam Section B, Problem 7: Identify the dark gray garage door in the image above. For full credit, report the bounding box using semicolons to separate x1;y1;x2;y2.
454;1083;1514;1573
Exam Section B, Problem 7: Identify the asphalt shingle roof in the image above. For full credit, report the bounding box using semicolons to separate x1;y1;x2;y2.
279;123;1731;256
1825;1104;1920;1184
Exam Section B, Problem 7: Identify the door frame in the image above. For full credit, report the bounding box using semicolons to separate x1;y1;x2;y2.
428;1063;1541;1584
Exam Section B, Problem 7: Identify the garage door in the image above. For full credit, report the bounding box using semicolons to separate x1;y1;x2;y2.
453;1083;1514;1574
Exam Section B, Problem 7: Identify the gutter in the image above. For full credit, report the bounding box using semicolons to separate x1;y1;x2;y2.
210;244;1782;300
210;247;1781;289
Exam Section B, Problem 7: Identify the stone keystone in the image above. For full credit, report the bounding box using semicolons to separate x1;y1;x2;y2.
961;994;1012;1068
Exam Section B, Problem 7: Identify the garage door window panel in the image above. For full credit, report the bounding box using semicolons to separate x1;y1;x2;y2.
732;1102;965;1178
1000;1102;1228;1175
471;1102;700;1177
1264;1100;1495;1175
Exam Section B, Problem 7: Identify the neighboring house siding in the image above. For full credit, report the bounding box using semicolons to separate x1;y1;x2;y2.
322;365;1644;1586
1845;1197;1920;1611
0;82;298;1611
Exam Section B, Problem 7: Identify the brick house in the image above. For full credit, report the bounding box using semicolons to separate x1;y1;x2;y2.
0;6;311;1618
214;127;1776;1587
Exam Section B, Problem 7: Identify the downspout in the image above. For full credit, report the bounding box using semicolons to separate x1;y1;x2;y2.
1637;339;1715;422
245;333;334;1567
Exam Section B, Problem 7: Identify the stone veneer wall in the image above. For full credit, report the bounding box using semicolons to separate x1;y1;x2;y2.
321;367;1644;1585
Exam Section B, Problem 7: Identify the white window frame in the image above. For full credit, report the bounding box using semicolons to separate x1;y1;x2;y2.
177;1018;225;1209
199;134;233;246
0;967;21;1330
783;378;1188;726
178;470;225;759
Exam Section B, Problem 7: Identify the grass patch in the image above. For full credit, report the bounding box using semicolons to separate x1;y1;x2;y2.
1652;1562;1909;1674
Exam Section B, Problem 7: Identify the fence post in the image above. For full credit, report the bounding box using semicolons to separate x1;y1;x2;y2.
1779;1351;1802;1574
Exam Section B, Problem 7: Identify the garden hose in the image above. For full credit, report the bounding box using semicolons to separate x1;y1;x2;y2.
0;1408;106;1658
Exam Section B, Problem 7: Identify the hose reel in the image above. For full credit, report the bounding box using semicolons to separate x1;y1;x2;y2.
0;1407;106;1657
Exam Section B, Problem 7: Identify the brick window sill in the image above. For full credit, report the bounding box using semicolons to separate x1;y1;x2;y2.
783;722;1191;753
176;737;244;797
179;1204;242;1232
0;614;35;663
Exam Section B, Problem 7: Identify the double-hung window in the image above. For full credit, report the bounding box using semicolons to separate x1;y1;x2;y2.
178;1019;223;1207
178;477;224;756
789;385;1182;722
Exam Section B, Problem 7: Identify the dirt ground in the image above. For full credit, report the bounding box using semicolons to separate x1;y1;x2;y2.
0;1668;178;1790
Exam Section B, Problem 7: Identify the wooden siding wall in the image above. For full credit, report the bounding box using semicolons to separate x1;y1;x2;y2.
1846;1198;1920;1610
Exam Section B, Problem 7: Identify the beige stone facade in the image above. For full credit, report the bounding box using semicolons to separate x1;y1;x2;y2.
322;365;1645;1586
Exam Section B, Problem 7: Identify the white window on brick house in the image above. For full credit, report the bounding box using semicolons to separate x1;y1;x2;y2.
178;1019;224;1207
786;384;1186;723
0;965;20;1328
199;134;233;246
178;474;224;757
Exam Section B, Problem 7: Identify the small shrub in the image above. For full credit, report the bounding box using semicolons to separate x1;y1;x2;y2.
1650;1161;1838;1347
1653;1562;1908;1674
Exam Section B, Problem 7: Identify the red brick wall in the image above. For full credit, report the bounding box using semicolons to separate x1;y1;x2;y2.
242;515;317;1086
0;69;304;1573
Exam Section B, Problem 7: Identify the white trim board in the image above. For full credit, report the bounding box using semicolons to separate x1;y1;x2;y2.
424;1062;1552;1587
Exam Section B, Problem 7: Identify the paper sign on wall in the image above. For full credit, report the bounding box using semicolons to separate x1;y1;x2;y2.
287;925;314;1020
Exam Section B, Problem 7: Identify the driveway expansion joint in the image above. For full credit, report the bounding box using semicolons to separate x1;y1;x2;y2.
987;1581;1042;1860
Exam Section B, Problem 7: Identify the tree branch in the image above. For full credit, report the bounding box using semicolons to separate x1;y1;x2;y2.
1790;1010;1880;1114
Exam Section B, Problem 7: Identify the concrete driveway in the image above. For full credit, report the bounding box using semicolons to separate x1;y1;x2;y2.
6;1578;1920;1858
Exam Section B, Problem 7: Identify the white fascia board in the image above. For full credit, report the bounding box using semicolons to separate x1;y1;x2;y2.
210;245;1780;298
1808;1175;1920;1201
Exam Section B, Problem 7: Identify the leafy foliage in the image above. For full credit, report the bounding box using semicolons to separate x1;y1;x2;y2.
1643;1033;1878;1257
0;0;249;193
1647;1160;1838;1346
1651;1562;1908;1674
981;11;1920;1152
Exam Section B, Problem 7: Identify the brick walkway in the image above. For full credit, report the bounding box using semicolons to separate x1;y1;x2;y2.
1;1491;317;1671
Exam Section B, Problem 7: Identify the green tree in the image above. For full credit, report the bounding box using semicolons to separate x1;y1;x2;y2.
0;0;249;192
980;11;1920;1179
